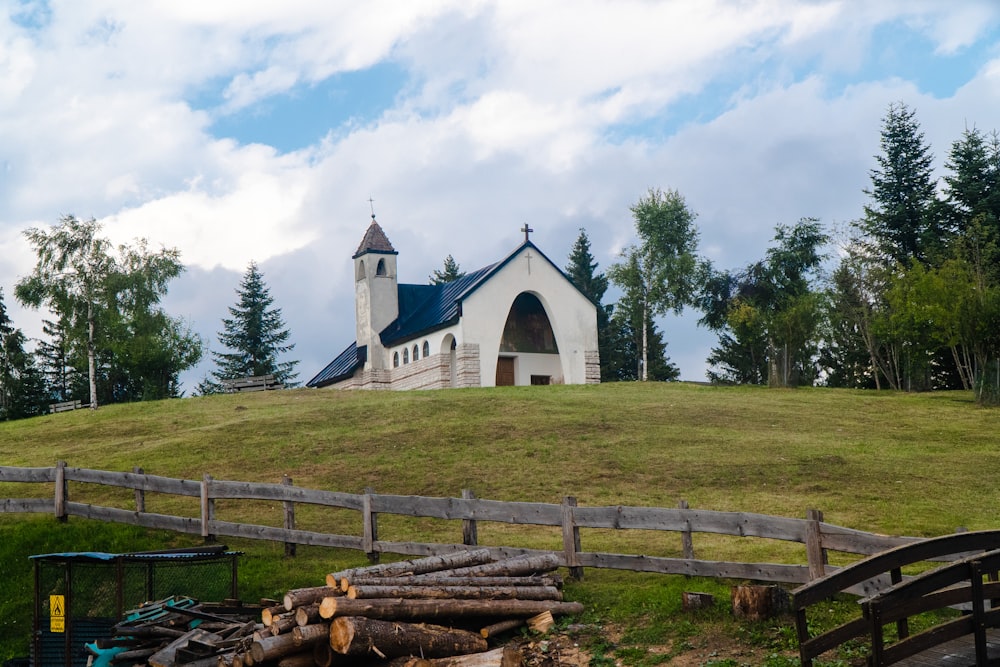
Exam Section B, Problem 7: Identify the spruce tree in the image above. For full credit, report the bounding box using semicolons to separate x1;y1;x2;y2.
565;228;617;381
203;262;298;391
429;255;466;284
860;102;941;266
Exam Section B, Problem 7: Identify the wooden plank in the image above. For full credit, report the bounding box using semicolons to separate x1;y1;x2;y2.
209;519;366;549
574;506;809;541
0;498;54;513
149;628;223;667
0;466;55;482
579;552;812;583
369;494;563;525
65;468;203;496
65;502;202;534
208;480;363;508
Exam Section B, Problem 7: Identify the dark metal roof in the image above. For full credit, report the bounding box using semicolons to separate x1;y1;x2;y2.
30;546;239;562
379;263;496;346
353;218;397;258
306;342;366;388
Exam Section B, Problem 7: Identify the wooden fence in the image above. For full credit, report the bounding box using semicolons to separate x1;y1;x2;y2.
0;462;924;585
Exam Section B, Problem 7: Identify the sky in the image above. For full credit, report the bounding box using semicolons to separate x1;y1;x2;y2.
1;0;999;391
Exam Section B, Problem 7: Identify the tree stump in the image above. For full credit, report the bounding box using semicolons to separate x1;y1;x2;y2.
682;592;715;611
730;585;788;620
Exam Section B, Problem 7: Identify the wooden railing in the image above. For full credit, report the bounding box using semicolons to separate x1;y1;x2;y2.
792;530;1000;666
1;463;926;584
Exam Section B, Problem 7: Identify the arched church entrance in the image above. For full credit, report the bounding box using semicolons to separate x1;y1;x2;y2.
496;292;560;386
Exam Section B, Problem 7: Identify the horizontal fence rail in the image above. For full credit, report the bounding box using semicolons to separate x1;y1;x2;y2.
0;462;928;585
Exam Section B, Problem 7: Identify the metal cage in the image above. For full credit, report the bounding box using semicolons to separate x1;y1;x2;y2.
30;546;239;667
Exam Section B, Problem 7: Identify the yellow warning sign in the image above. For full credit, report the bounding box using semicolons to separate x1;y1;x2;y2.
50;595;65;633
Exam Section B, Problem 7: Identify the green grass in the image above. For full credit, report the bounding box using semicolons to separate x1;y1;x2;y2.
0;382;996;662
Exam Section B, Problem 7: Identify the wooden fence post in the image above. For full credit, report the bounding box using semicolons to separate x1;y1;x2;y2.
679;499;694;559
283;475;296;557
462;489;478;546
54;460;67;522
133;466;145;513
805;508;827;580
562;496;583;580
201;474;216;542
363;486;379;564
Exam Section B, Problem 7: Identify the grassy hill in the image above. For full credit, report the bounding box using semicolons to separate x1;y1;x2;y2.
0;383;996;663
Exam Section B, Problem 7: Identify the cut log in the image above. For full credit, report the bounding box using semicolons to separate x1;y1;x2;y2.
329;616;488;658
410;554;559;580
284;585;342;611
347;584;562;601
682;592;715;611
277;653;318;667
479;619;525;639
262;605;285;626
250;631;304;663
295;603;321;627
425;646;522;667
270;615;298;635
313;642;334;667
320;597;584;621
345;575;562;589
327;549;495;588
527;611;554;634
292;622;330;647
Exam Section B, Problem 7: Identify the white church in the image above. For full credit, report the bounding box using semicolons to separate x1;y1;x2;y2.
306;217;600;390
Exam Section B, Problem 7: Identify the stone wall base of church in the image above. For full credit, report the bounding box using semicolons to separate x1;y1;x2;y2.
326;342;484;390
455;344;481;388
390;354;449;391
585;350;601;384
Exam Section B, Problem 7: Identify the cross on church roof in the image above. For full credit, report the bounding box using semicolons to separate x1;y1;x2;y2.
521;224;533;242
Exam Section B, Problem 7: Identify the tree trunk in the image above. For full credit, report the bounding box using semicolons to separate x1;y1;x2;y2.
328;549;495;589
294;603;321;627
329;617;487;658
291;622;329;646
284;586;341;611
250;633;301;663
276;654;317;667
411;554;559;580
345;575;561;589
320;597;584;621
641;302;648;382
346;584;562;601
424;646;522;667
87;300;98;409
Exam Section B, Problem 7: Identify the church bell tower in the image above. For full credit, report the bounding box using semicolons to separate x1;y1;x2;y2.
353;215;399;370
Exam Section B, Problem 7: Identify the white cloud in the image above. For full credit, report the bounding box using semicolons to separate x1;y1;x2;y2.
2;1;999;389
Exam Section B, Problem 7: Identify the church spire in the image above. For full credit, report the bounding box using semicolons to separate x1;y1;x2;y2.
353;217;397;258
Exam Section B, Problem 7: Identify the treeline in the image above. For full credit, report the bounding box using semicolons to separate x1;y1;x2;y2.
569;102;1000;405
0;217;297;421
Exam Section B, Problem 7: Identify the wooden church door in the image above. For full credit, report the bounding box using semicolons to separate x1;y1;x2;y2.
496;357;515;386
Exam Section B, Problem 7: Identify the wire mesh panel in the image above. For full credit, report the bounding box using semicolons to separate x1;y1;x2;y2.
31;548;239;667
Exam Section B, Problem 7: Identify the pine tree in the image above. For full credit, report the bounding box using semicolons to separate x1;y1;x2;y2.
860;102;942;266
34;317;80;402
203;262;298;391
429;255;466;284
564;229;615;380
0;289;49;420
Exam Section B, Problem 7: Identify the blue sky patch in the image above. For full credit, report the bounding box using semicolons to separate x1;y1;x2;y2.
202;61;409;153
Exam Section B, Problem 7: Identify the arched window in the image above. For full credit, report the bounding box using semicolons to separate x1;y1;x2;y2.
376;258;387;276
393;352;399;368
356;260;366;281
413;344;419;361
403;348;409;364
422;341;430;358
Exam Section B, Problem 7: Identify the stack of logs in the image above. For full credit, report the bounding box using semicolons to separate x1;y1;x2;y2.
236;549;583;667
